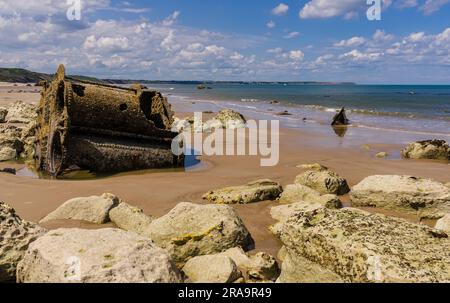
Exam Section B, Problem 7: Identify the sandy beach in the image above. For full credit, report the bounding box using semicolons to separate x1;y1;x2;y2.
1;83;449;259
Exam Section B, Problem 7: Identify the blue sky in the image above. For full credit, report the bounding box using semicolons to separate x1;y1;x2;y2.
0;0;449;83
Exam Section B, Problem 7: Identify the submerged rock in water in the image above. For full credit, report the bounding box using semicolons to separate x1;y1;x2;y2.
182;254;242;283
401;140;450;160
295;169;350;195
435;214;450;233
17;228;182;283
40;193;120;224
276;207;450;282
350;175;450;219
278;183;342;209
109;202;154;236
203;179;283;204
145;202;254;266
215;109;246;129
0;202;46;282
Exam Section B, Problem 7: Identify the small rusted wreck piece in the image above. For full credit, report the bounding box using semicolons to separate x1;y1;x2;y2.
331;107;350;126
35;65;183;176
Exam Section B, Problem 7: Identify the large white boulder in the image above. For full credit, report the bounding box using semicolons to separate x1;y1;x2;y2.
182;255;242;283
350;175;450;219
17;228;182;283
295;169;350;195
145;202;254;266
109;202;154;236
40;193;120;224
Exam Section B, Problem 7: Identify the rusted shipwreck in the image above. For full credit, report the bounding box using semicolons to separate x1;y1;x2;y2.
35;65;183;176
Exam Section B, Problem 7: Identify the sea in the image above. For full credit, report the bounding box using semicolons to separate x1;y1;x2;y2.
146;83;450;138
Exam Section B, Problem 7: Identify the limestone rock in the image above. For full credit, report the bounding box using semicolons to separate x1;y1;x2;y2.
215;109;246;129
16;228;182;283
109;202;154;236
350;175;450;219
295;170;350;195
0;108;7;123
277;207;450;282
0;146;17;162
5;101;37;124
296;163;328;171
219;247;280;282
0;202;46;282
435;214;450;233
145;202;254;266
182;255;242;283
278;183;342;209
202;119;224;133
376;152;388;158
401;140;450;160
171;117;191;133
203;179;282;204
276;247;343;283
40;193;120;224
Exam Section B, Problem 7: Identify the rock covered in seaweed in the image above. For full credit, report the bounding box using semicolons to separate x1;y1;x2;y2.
203;179;283;204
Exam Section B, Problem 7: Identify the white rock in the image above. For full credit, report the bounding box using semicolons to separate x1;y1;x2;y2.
39;193;120;224
182;255;242;283
109;202;154;236
17;228;182;283
435;214;450;233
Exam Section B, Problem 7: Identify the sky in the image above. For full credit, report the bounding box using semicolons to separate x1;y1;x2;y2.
0;0;449;84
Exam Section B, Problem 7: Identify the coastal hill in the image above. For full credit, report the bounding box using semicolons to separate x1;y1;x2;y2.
0;67;355;85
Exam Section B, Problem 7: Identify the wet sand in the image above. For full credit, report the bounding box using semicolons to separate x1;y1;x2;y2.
1;84;449;257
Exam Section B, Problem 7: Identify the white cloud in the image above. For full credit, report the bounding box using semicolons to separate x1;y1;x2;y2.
288;50;305;60
299;0;393;19
420;0;450;15
162;11;180;26
271;3;289;16
283;31;300;39
266;20;276;29
334;36;366;47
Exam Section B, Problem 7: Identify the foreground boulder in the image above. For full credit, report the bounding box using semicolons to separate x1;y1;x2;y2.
203;179;282;204
109;202;154;236
17;228;182;283
435;214;450;233
401;140;450;160
182;255;242;283
5;101;37;124
0;202;46;282
0;146;17;162
275;208;450;282
350;175;450;219
40;193;120;224
145;202;254;266
295;169;350;195
278;183;342;208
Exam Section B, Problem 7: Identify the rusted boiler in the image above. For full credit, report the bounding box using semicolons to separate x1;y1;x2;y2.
35;65;183;176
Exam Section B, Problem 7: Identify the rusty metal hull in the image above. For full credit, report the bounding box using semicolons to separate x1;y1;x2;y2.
35;65;183;176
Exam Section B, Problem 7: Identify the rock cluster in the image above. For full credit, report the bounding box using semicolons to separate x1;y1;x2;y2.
0;202;46;282
402;140;450;160
203;179;283;204
0;102;38;162
172;108;247;133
